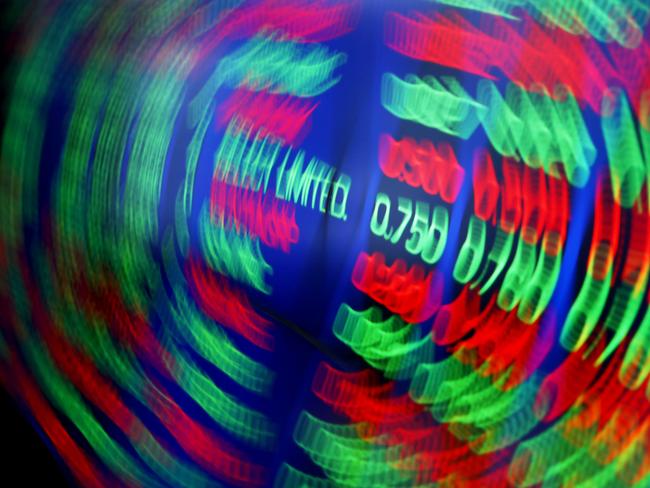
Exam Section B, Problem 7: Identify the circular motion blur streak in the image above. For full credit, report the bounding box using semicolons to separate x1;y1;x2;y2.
1;1;650;487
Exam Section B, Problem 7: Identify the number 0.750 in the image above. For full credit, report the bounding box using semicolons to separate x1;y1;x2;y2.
370;192;449;264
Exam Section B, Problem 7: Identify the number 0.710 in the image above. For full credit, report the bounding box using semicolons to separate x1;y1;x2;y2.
370;192;449;264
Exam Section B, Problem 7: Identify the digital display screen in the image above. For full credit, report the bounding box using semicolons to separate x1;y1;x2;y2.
1;1;649;486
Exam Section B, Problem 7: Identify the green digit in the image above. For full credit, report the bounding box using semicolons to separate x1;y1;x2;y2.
472;228;514;295
370;192;391;237
405;201;430;254
421;206;449;265
390;197;414;244
602;89;646;208
453;215;487;284
498;237;537;311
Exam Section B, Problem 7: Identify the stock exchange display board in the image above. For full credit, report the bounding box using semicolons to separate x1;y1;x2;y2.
1;1;650;486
